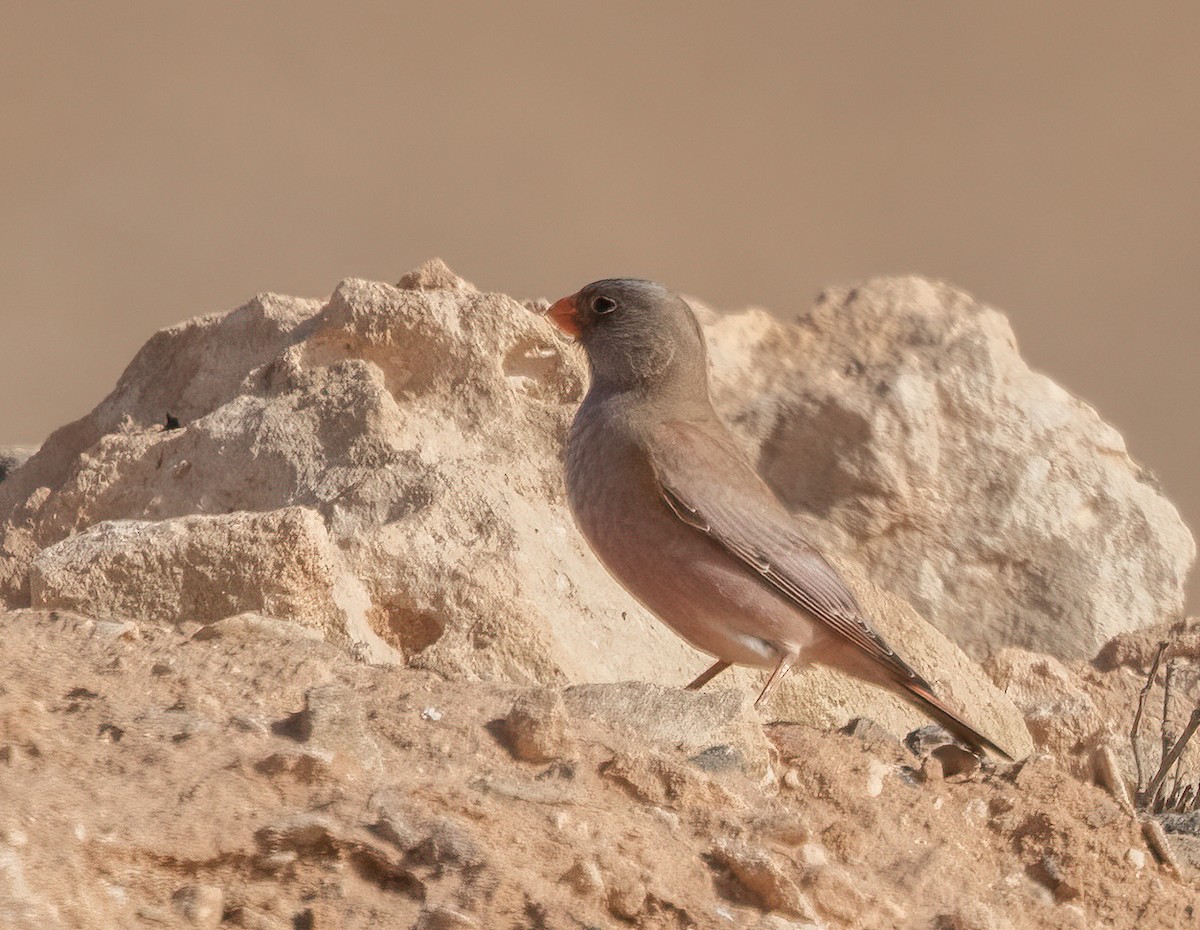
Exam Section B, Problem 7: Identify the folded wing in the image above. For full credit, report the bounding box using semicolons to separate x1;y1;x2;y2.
648;418;1011;759
648;418;927;688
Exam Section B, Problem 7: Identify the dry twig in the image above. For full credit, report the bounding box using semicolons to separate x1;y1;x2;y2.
1143;707;1200;810
1162;660;1177;761
1132;641;1169;796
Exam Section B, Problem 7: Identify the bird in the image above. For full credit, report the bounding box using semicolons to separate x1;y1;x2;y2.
545;278;1011;759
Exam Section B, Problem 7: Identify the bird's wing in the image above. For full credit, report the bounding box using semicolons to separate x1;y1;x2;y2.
647;418;1012;759
647;418;927;688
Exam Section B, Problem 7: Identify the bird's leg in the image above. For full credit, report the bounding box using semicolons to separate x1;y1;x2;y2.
754;649;800;708
685;660;732;691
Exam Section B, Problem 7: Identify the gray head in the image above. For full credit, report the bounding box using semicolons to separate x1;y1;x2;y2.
546;278;710;403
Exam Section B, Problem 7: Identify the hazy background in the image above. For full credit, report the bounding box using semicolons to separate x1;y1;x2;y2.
2;3;1197;605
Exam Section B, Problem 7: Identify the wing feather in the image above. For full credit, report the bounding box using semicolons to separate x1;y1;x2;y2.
648;418;1012;760
651;420;927;688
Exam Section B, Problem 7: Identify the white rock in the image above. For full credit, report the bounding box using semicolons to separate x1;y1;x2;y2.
171;883;224;929
0;848;65;930
28;508;396;663
0;264;1160;745
866;760;888;797
705;277;1194;659
562;682;776;776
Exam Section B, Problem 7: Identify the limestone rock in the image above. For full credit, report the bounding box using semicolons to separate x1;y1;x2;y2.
0;264;628;688
0;263;1171;746
1093;615;1200;670
0;848;66;930
298;683;382;771
708;838;815;918
191;611;327;644
704;277;1194;659
983;648;1107;759
28;507;396;662
501;689;573;763
933;903;1015;930
171;883;224;929
413;906;478;930
397;257;477;293
562;682;775;776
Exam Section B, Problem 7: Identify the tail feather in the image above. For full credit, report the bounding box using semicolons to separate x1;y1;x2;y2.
902;680;1014;761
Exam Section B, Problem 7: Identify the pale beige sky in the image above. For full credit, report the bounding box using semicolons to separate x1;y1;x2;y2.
2;2;1197;605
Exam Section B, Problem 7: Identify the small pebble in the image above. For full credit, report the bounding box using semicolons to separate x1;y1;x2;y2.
502;691;571;762
921;755;944;783
172;883;224;929
103;883;128;904
866;760;888;797
561;858;604;897
414;905;478;929
652;807;680;830
421;706;443;722
259;851;299;872
606;866;647;920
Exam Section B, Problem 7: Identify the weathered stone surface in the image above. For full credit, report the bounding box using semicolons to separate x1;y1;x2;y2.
501;689;573;763
987;628;1200;796
0;266;622;689
563;682;776;776
28;508;395;662
190;611;326;644
0;848;65;930
171;883;224;929
1093;615;1200;670
703;277;1194;659
708;838;815;917
2;606;1197;930
983;648;1107;760
299;682;382;772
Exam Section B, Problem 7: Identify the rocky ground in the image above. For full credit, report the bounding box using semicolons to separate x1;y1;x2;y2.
2;608;1198;930
1;261;1198;928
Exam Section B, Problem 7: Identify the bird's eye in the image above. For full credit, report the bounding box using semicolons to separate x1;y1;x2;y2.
592;295;618;315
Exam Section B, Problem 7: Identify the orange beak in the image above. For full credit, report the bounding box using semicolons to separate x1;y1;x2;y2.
545;295;582;338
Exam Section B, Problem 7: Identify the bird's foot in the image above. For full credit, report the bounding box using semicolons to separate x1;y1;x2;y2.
754;650;799;707
685;659;732;691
